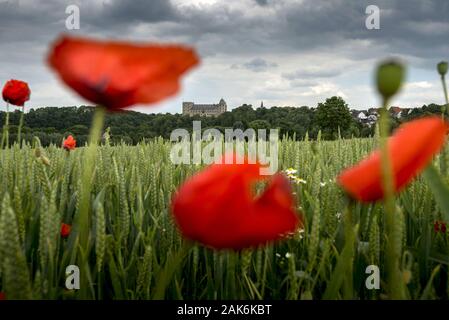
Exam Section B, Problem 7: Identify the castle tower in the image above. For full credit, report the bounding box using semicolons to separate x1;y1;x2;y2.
182;102;194;115
182;99;227;116
219;98;227;113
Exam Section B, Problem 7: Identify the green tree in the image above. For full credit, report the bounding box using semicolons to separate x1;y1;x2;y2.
249;119;270;130
315;96;354;139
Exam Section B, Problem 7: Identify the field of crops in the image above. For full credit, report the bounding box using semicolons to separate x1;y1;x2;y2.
1;35;448;301
1;132;448;300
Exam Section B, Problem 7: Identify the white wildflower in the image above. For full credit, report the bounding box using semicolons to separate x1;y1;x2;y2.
285;168;298;175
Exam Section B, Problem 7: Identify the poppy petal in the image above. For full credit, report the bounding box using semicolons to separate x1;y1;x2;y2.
63;135;76;150
47;35;199;110
242;174;301;246
338;117;449;202
172;158;300;250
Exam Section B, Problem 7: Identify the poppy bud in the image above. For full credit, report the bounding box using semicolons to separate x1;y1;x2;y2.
376;60;405;100
438;61;448;77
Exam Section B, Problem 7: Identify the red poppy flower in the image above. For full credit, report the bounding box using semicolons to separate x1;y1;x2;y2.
61;223;72;238
434;221;440;233
47;35;199;110
2;79;31;107
434;221;447;234
441;222;447;233
171;157;301;250
0;292;5;300
338;117;449;202
63;135;76;151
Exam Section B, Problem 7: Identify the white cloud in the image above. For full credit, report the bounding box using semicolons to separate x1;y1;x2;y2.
405;81;434;90
1;0;447;113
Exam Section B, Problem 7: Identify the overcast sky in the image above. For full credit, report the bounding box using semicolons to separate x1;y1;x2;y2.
0;0;448;113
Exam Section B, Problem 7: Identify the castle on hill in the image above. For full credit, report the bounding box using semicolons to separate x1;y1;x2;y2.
182;98;227;117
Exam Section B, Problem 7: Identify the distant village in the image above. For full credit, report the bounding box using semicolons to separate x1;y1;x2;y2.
182;99;416;128
351;107;412;127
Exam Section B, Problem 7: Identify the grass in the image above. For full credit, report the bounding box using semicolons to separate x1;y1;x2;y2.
0;132;449;300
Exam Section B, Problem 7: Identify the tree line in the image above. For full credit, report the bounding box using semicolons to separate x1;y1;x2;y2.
0;96;444;146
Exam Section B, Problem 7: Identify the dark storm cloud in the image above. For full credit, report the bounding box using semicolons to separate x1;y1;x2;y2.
0;0;177;42
83;0;177;28
255;0;269;6
1;0;447;61
283;69;342;80
231;58;278;72
163;0;449;64
0;0;447;109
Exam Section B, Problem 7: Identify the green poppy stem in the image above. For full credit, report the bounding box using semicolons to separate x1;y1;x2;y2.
439;74;449;175
78;106;105;245
1;103;10;149
77;106;105;298
379;102;404;299
343;200;355;299
441;74;449;118
17;106;24;147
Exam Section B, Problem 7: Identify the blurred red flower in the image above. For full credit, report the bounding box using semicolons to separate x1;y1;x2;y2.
338;117;449;202
434;221;440;233
61;223;72;238
0;292;5;300
2;79;30;107
47;35;199;110
63;135;76;151
171;157;301;250
434;221;447;234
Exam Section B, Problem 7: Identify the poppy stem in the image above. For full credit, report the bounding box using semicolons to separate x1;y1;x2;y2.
439;74;449;175
17;106;24;147
378;102;403;299
441;74;449;118
88;106;106;145
343;200;355;298
76;106;105;298
1;103;10;149
378;105;395;210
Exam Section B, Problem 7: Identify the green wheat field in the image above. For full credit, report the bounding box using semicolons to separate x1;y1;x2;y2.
1;133;448;300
